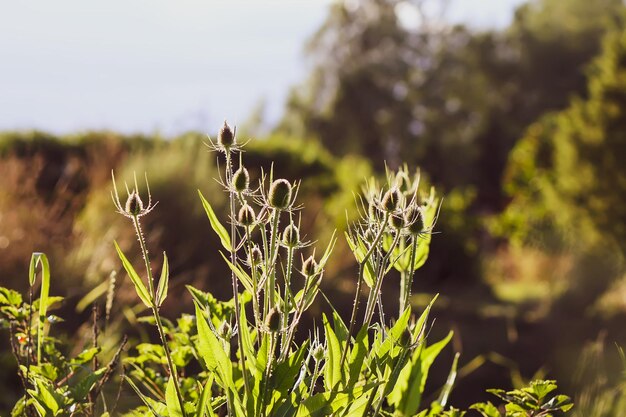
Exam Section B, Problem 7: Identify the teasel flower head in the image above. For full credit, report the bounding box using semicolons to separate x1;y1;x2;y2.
218;321;232;341
405;205;425;236
217;120;236;150
248;245;263;267
111;171;157;219
312;343;325;362
301;255;318;277
237;204;256;227
282;223;300;248
232;165;250;193
268;179;293;210
265;307;282;333
381;187;401;212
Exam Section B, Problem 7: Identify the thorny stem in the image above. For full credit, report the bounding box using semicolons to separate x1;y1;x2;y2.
339;212;389;369
280;245;295;353
399;237;418;315
363;228;402;326
261;332;278;417
279;270;314;362
244;226;261;327
265;208;281;316
225;152;251;402
308;357;321;396
131;216;187;417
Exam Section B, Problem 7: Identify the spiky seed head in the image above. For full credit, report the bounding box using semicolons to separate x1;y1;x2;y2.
217;121;235;150
268;179;292;210
265;307;281;332
382;188;401;212
232;166;250;192
218;321;232;340
125;191;144;216
389;213;405;230
302;256;318;277
282;224;300;248
238;204;256;226
405;206;424;235
312;344;325;362
249;246;263;266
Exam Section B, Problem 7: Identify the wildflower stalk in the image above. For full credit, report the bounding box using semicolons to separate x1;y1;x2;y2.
131;216;187;417
339;211;389;368
224;152;251;400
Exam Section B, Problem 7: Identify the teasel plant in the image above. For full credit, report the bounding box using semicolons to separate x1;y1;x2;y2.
113;121;467;417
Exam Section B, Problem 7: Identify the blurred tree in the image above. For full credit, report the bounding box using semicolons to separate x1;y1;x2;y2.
503;24;626;255
279;0;623;210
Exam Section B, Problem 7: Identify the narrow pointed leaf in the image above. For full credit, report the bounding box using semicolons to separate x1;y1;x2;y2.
198;190;232;251
114;241;152;308
157;252;169;306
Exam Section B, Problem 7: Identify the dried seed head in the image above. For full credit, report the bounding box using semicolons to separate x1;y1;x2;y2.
125;191;144;216
268;179;292;210
217;121;235;150
249;246;263;266
282;224;300;248
302;256;318;277
382;188;401;212
312;344;325;362
405;206;424;235
238;204;256;226
232;166;250;193
265;307;282;332
218;321;232;340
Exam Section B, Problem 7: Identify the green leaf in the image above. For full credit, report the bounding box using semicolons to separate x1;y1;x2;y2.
195;376;215;417
157;252;170;307
344;233;376;287
220;252;254;294
348;327;368;385
198;190;232;251
470;402;500;417
194;303;232;386
437;352;460;407
166;377;184;417
323;314;345;391
125;376;164;417
70;368;106;401
70;347;101;367
30;252;50;364
114;241;152;308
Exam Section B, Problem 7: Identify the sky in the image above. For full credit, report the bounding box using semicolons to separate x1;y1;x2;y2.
0;0;526;137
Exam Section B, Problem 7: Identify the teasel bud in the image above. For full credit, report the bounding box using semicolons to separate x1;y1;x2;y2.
217;121;235;150
389;213;405;230
218;321;232;341
381;188;401;212
302;256;318;277
238;204;256;226
265;307;281;332
405;206;424;236
312;344;325;362
232;166;250;193
282;224;300;248
248;246;263;266
125;191;143;216
268;179;292;210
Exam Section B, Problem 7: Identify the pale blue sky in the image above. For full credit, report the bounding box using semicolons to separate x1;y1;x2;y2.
0;0;525;136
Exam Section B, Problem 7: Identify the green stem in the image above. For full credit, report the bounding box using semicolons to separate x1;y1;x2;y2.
132;217;187;417
225;153;251;403
363;227;402;328
400;237;418;315
265;209;280;316
280;246;294;352
339;212;389;369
